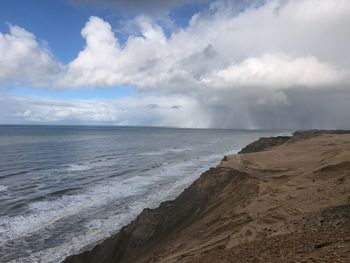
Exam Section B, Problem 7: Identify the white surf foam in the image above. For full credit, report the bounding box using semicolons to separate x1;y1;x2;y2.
66;163;93;172
139;147;194;156
65;157;118;172
0;185;8;192
274;131;295;137
5;149;239;263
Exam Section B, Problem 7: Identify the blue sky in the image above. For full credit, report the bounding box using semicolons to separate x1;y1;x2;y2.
0;0;349;128
1;0;120;99
0;0;208;100
0;0;206;63
0;0;89;63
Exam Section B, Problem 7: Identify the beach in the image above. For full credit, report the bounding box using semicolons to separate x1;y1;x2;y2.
0;126;278;262
65;131;350;263
2;1;350;262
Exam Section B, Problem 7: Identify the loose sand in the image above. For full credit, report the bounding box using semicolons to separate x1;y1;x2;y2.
65;134;350;263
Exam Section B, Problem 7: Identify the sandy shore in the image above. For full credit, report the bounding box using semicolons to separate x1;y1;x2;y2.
64;132;350;263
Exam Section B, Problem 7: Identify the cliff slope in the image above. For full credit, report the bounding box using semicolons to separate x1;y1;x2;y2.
64;133;350;263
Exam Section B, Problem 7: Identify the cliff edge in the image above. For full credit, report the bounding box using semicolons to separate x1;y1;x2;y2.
64;131;350;263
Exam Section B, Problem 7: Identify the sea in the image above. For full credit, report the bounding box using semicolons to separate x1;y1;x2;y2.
0;126;287;262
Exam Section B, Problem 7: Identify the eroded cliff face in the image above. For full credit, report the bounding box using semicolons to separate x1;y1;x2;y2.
64;132;350;263
64;166;256;263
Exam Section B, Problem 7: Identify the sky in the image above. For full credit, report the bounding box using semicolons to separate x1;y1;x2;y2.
0;0;350;129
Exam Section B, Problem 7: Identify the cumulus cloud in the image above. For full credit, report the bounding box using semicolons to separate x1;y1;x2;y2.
0;24;61;87
60;0;350;92
203;53;345;89
4;0;350;92
1;0;350;128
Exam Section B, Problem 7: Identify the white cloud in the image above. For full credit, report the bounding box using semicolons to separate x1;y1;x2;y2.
1;0;350;128
0;94;208;128
202;53;344;89
2;0;350;92
59;0;350;92
0;24;61;87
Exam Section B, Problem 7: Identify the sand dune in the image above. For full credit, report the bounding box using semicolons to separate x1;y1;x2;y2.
64;133;350;263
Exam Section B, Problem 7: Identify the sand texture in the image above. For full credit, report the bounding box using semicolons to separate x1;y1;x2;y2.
64;133;350;263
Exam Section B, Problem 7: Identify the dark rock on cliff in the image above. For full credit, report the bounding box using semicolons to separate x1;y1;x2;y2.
238;136;290;154
294;129;350;137
238;130;350;154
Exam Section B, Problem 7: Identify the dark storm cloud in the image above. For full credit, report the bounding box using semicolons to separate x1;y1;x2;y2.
2;0;350;129
69;0;257;15
70;0;210;14
203;86;350;130
145;104;159;109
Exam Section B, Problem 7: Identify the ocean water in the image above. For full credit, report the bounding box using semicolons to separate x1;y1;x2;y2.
0;126;283;263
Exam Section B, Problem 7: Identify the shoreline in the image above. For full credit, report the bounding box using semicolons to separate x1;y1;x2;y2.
63;130;350;263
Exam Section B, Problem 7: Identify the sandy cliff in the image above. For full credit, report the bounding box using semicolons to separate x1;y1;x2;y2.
64;132;350;263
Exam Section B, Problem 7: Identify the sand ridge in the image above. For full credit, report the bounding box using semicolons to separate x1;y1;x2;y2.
64;134;350;263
